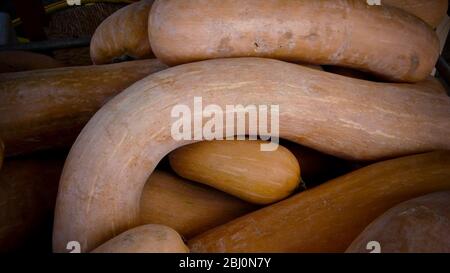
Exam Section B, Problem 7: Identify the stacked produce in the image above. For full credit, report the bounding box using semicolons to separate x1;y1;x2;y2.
0;0;449;253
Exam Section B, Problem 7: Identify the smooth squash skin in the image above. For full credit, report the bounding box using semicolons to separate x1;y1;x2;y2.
0;59;167;156
188;151;450;253
346;191;450;253
169;140;300;204
52;58;450;253
0;51;64;73
0;157;64;252
90;0;154;64
91;225;189;253
382;0;448;28
140;170;256;239
149;0;439;82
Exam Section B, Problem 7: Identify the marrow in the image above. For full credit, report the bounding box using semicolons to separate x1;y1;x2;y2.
52;58;450;252
0;59;167;156
149;0;439;82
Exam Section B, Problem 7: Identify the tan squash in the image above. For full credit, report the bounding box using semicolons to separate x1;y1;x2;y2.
149;0;439;82
189;151;450;253
90;0;154;64
0;51;64;73
346;191;450;253
140;170;256;239
0;156;64;252
91;225;189;253
169;140;300;204
52;58;450;252
0;59;167;156
383;0;448;28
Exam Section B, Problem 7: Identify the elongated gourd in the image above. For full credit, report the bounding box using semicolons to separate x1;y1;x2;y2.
169;140;300;204
382;0;448;28
0;157;63;252
140;170;256;239
90;0;154;64
52;58;450;253
149;0;439;82
0;59;167;156
91;225;189;253
0;51;64;73
346;191;450;253
189;151;450;253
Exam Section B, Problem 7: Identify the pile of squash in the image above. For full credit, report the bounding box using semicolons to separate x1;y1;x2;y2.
0;0;449;253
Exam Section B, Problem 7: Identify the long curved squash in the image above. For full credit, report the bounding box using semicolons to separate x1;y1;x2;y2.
149;0;439;82
346;191;450;253
140;170;256;239
189;151;450;253
0;59;167;156
90;0;154;64
52;58;450;252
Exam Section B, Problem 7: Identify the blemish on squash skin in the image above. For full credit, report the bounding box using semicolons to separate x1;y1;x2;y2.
283;32;293;40
301;33;319;41
218;37;233;54
408;54;420;76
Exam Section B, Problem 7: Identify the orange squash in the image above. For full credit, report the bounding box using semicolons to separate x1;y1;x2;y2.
90;0;154;64
52;58;450;252
189;151;450;252
149;0;439;82
140;170;256;239
169;140;300;204
0;59;167;156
